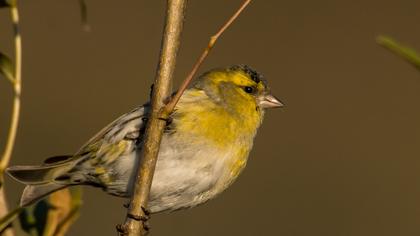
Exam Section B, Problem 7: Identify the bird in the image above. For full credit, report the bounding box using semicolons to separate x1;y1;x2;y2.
7;65;283;213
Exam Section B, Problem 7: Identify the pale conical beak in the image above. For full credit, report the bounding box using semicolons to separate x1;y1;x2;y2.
258;94;284;109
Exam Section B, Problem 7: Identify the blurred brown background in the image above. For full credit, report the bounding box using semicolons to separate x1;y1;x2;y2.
1;0;420;235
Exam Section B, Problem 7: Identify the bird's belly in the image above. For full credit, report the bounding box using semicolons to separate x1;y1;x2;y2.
148;143;228;213
108;138;231;213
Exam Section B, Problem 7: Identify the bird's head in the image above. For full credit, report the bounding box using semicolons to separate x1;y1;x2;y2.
194;65;283;114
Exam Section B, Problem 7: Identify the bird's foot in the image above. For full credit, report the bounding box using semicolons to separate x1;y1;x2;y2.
124;206;151;232
141;206;151;218
116;224;128;235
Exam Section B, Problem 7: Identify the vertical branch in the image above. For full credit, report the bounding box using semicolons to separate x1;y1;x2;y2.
0;1;22;236
0;0;22;175
118;0;186;235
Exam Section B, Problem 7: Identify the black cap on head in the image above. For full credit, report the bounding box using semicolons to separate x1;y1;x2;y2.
230;65;263;84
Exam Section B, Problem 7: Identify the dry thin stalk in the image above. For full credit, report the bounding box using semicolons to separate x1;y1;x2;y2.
162;0;251;116
0;2;22;236
118;1;187;235
0;0;22;175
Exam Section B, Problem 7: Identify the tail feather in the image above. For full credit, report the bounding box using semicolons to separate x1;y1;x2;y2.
20;183;66;207
7;156;76;207
6;161;73;185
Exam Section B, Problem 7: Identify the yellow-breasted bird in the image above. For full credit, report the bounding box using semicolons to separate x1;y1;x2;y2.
7;65;282;213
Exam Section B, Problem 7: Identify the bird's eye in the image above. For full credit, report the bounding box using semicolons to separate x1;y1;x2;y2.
244;86;254;94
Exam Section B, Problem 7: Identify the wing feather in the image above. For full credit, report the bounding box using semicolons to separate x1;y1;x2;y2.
74;106;148;160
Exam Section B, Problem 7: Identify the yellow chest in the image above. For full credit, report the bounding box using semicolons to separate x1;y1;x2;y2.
173;94;262;179
174;91;262;143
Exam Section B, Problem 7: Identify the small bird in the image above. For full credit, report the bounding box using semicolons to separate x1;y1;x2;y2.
7;65;282;213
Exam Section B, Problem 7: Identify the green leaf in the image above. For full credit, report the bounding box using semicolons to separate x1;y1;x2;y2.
0;207;23;233
377;35;420;71
0;52;15;83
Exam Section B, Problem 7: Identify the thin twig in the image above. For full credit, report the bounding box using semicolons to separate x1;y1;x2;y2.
161;0;251;116
0;0;22;175
118;1;186;235
0;2;22;236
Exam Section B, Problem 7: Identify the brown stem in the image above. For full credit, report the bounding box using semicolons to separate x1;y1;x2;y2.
161;0;251;116
118;0;187;235
0;2;22;236
0;0;22;175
